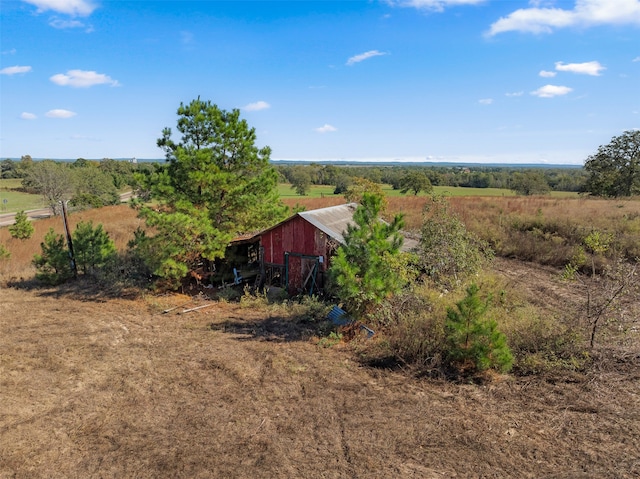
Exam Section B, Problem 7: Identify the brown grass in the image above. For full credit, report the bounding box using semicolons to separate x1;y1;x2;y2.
0;205;141;282
1;287;639;478
1;200;640;477
288;195;640;267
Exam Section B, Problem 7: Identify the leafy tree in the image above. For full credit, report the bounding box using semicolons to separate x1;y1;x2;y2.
400;171;433;196
16;155;34;178
99;158;135;189
318;164;339;186
22;160;73;215
33;228;74;285
72;158;92;169
136;98;287;285
329;193;406;319
73;221;117;275
584;130;640;197
1;159;20;179
417;195;491;289
8;210;34;240
333;173;352;195
445;284;513;375
344;177;386;209
511;170;550;196
71;166;120;208
288;165;313;195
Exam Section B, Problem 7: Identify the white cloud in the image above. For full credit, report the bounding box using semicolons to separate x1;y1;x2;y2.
632;56;640;62
45;109;77;118
49;17;86;29
387;0;486;12
531;84;573;97
22;0;97;16
50;69;120;87
479;98;493;105
20;112;37;120
0;65;32;75
505;91;524;97
2;48;17;55
243;101;271;111
488;0;640;36
555;60;605;75
539;70;557;77
315;124;337;133
346;50;387;66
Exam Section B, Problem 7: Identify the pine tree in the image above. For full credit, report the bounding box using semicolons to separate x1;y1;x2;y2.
0;243;10;260
445;284;513;374
8;210;34;240
329;193;406;319
33;228;73;285
73;221;117;275
136;98;288;285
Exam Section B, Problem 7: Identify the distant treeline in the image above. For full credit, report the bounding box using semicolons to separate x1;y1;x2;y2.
1;157;587;201
0;156;158;212
275;163;587;195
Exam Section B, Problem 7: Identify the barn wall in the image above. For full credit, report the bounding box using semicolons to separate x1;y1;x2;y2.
260;215;331;293
261;216;329;269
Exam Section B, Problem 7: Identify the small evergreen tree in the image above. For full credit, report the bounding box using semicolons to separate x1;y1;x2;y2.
73;221;117;275
33;228;73;285
8;210;34;240
445;284;513;375
0;243;10;260
329;193;406;319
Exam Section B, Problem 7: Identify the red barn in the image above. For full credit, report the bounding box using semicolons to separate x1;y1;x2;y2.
256;203;417;295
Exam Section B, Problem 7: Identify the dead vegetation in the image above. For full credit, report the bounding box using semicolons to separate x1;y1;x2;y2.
1;197;639;477
1;286;639;478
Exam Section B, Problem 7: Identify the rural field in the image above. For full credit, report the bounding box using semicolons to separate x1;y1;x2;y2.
1;196;640;478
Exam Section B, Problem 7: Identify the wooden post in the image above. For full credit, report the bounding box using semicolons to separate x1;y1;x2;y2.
60;200;77;278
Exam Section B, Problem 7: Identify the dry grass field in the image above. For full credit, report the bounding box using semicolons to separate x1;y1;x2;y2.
2;283;639;478
1;198;640;477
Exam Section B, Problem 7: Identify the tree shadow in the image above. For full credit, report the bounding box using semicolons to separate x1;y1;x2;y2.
209;315;332;343
5;275;142;302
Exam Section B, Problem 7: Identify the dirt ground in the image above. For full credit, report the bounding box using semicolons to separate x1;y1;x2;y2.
1;261;639;478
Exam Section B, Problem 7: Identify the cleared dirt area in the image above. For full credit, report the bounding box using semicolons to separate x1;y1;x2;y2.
1;262;640;478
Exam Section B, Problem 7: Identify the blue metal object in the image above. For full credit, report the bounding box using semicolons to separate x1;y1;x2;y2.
327;306;375;337
327;306;351;326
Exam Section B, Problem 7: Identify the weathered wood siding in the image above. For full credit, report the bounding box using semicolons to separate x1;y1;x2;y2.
260;215;330;293
260;215;329;267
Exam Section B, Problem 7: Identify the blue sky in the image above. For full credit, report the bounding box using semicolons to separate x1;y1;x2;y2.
1;0;639;164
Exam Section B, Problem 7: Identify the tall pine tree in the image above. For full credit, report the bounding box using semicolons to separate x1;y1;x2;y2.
136;98;288;284
329;193;406;319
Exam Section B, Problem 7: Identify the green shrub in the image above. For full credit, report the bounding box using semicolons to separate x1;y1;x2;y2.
73;221;117;275
444;284;513;375
417;195;492;289
33;228;74;285
94;249;153;292
8;210;34;240
0;243;10;260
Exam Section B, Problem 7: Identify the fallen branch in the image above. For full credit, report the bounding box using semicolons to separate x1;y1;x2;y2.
180;302;217;314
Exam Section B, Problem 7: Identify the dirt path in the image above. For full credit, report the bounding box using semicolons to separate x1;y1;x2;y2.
1;284;639;478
